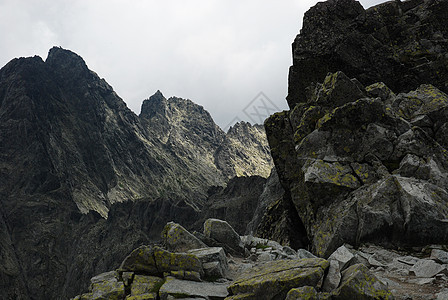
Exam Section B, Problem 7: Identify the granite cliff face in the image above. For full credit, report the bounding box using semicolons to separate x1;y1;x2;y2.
265;0;448;257
0;47;273;299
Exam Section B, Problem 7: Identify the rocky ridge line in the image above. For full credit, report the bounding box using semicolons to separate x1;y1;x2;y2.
264;0;448;258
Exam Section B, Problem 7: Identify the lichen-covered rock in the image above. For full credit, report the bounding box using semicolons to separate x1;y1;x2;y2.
126;294;158;300
188;247;228;279
118;245;203;278
204;219;244;255
153;246;203;276
265;0;448;260
119;246;159;275
227;258;329;299
332;264;393;300
285;286;319;300
166;270;201;282
266;71;448;257
129;275;164;297
90;276;125;300
162;222;206;252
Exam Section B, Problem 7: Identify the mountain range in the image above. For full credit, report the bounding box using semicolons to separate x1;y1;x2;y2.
0;47;274;299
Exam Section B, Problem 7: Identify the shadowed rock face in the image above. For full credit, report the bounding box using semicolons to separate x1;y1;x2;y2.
287;0;448;108
0;47;273;299
265;0;448;258
268;70;448;257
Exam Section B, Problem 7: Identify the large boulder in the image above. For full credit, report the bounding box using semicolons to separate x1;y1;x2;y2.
118;246;159;275
188;247;229;280
129;275;163;298
227;258;329;299
332;264;393;299
204;219;244;255
161;222;206;252
285;286;319;300
118;245;203;277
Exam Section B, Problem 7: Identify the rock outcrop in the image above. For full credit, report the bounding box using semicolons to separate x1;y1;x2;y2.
287;0;448;108
265;0;448;258
0;47;273;299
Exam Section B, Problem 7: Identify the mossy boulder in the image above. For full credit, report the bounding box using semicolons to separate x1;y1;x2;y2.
188;247;228;280
154;246;203;276
126;293;158;300
332;264;394;300
90;275;125;300
119;246;159;275
162;221;206;252
118;245;203;278
129;275;164;297
285;286;319;300
227;258;329;300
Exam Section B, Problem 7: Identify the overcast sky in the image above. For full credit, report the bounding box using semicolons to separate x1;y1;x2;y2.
0;0;385;129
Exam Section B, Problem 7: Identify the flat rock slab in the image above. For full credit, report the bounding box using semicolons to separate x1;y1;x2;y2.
431;249;448;264
227;258;329;299
159;277;229;300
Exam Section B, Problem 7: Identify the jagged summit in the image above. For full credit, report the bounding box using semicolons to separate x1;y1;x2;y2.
46;46;88;69
140;90;168;118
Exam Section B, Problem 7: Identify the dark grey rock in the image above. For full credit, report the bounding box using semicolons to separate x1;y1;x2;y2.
159;277;229;300
204;219;244;256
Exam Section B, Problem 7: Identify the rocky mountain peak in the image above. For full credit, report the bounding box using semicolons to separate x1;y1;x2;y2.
301;0;364;35
45;46;90;78
140;90;168;118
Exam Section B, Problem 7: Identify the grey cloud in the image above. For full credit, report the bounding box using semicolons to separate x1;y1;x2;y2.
0;0;386;128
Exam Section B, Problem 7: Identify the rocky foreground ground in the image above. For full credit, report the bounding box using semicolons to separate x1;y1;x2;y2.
73;219;448;300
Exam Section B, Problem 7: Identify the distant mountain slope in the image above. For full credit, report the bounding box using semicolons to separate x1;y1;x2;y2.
0;47;272;217
0;47;273;299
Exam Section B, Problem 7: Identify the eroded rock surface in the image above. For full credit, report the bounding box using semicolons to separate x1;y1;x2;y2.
267;70;448;257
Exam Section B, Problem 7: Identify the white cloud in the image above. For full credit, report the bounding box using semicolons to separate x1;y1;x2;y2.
0;0;388;128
